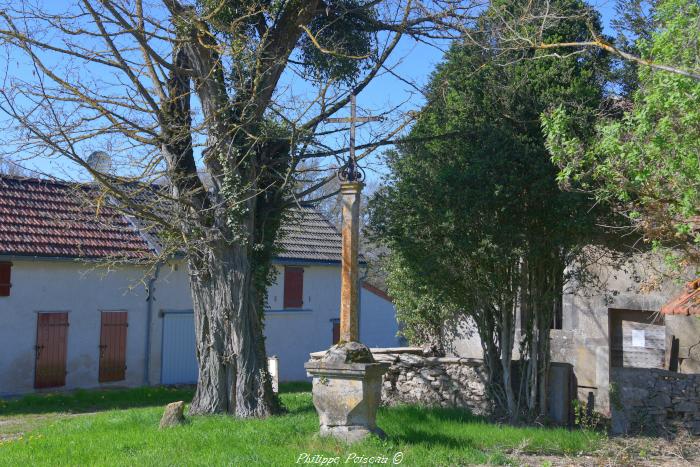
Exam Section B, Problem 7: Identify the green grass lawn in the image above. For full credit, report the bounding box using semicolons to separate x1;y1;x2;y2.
0;384;602;466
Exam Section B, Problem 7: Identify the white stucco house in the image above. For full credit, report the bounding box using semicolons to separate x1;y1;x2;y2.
0;175;399;396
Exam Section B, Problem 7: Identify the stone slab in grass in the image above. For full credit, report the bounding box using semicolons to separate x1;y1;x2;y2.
159;401;185;428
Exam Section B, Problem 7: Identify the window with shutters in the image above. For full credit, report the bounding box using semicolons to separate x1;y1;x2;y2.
0;262;11;297
283;266;304;309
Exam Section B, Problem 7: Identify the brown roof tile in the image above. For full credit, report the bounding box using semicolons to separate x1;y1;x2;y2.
661;279;700;316
0;176;151;259
0;175;348;263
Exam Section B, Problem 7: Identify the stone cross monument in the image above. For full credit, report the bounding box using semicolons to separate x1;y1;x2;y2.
305;94;390;443
326;94;381;342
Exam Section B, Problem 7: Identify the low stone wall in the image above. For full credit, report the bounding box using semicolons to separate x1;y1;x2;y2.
371;348;490;415
611;367;700;435
309;347;490;415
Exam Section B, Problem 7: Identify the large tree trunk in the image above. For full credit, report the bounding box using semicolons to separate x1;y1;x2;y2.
188;242;280;417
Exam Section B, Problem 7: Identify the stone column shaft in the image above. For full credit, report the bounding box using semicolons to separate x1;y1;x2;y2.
340;181;363;342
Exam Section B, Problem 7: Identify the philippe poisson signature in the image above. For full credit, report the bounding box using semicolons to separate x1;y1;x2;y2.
296;452;404;465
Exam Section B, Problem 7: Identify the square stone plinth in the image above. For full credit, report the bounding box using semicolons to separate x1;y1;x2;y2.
304;360;389;443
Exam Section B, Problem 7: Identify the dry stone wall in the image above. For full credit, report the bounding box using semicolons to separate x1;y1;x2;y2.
371;348;490;415
611;367;700;435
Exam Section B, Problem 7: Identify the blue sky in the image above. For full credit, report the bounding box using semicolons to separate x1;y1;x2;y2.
2;1;619;185
351;0;618;184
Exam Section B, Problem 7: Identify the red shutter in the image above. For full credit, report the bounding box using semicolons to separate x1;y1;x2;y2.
99;311;128;382
283;267;304;309
0;262;11;297
35;312;69;388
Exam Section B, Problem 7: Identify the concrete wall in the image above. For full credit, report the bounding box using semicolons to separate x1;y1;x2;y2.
551;256;686;414
1;259;399;394
360;285;400;349
665;315;700;374
447;317;483;359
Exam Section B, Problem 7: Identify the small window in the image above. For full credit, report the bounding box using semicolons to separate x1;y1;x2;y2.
283;266;304;309
0;262;11;297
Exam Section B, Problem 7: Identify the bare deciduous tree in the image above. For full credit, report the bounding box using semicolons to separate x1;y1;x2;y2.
479;0;700;80
0;0;475;417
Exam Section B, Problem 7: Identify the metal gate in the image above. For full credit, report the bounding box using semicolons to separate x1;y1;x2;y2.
161;311;198;385
99;311;128;382
35;312;69;388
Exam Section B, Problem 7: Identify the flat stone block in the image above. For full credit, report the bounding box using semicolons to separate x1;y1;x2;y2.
675;401;698;412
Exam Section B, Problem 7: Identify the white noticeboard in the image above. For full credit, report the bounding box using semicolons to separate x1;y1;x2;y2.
631;329;646;347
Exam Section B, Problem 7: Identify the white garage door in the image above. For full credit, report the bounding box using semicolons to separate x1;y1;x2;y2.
161;311;198;385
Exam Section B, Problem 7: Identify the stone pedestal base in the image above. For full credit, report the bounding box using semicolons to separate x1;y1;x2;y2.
305;344;389;443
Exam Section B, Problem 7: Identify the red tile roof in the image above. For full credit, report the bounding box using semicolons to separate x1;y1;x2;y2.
0;175;350;263
0;176;152;259
660;279;700;316
362;282;392;302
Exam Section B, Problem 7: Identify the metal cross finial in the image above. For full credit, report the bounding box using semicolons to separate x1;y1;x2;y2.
327;94;383;182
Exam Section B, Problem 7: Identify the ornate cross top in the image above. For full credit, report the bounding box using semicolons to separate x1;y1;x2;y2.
327;94;383;182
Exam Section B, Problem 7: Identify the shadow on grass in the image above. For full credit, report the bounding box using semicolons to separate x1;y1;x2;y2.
279;381;312;393
390;427;477;449
0;386;197;416
382;404;486;424
285;403;316;416
0;382;312;417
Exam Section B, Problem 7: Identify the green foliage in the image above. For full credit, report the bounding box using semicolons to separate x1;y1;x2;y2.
0;386;195;416
609;381;624;411
0;386;603;465
544;0;700;267
299;0;377;83
385;253;461;347
572;399;603;431
198;0;377;85
369;0;621;416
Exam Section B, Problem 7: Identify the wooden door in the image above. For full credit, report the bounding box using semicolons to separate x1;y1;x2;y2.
34;312;69;388
332;319;340;345
99;311;128;382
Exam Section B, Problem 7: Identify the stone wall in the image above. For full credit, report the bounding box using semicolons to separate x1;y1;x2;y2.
371;348;490;416
611;367;700;435
310;347;573;423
